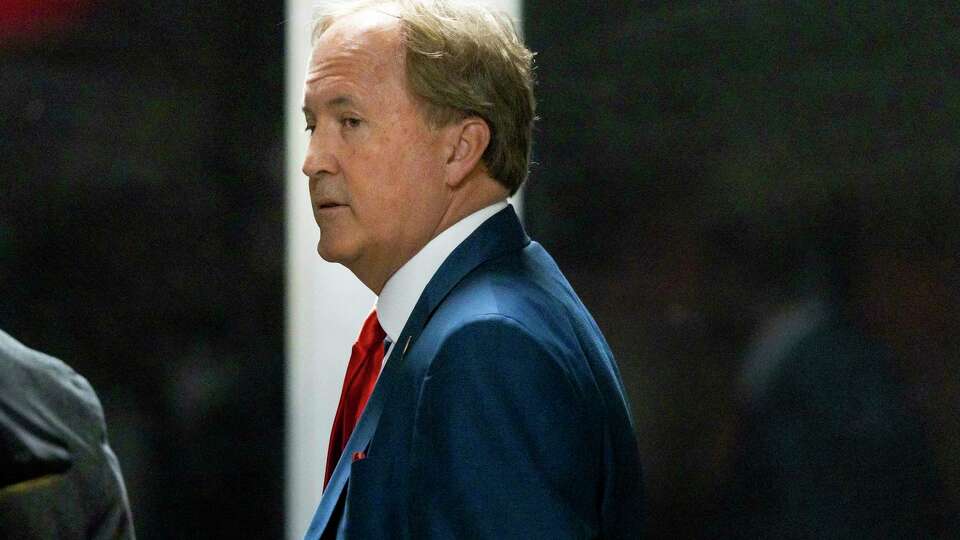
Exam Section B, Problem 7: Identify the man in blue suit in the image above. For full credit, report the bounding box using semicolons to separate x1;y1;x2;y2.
300;1;643;537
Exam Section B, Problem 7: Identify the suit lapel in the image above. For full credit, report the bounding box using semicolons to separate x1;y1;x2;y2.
304;205;529;539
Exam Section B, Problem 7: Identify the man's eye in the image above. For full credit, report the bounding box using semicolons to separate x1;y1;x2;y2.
341;117;361;128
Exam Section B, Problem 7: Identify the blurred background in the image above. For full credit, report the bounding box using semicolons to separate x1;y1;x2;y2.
1;0;957;538
0;0;285;537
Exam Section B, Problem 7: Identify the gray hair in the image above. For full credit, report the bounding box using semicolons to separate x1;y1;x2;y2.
312;0;537;194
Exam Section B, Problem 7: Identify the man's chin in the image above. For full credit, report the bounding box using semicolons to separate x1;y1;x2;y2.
316;241;336;262
316;238;352;265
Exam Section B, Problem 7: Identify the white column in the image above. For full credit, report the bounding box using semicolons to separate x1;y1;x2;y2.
285;2;523;539
284;2;376;538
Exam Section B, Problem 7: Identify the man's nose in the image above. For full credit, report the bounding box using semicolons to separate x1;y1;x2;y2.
302;132;338;179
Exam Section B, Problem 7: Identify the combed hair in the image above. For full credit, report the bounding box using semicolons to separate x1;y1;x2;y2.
311;0;537;194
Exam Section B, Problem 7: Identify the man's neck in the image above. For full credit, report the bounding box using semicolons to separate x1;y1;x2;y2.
358;176;510;294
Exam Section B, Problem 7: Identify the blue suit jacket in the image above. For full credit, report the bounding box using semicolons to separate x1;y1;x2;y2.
306;206;644;539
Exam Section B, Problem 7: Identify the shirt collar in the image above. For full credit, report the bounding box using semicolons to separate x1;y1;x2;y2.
376;200;509;342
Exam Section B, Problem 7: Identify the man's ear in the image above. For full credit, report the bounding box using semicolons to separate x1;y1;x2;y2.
443;116;491;188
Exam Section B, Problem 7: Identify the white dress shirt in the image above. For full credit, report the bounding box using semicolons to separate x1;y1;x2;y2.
375;200;508;367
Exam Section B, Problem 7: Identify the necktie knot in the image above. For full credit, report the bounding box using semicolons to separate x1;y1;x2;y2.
355;310;387;351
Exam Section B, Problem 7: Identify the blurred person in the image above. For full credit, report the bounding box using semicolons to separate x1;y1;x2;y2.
727;296;945;537
299;1;643;538
0;328;134;539
710;223;948;538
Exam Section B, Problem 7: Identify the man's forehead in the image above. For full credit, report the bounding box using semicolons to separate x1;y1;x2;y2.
306;12;403;93
313;8;402;57
303;7;408;110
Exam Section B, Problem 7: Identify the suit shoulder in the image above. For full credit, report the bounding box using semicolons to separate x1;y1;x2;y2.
438;312;539;346
428;291;563;363
442;252;564;325
440;245;602;348
0;330;105;427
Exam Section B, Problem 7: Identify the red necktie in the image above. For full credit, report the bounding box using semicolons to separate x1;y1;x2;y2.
323;309;387;488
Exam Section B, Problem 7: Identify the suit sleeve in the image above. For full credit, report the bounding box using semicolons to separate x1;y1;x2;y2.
0;354;135;540
407;314;602;539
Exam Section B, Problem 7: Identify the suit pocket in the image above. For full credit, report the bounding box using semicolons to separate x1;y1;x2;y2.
343;456;390;537
346;454;375;490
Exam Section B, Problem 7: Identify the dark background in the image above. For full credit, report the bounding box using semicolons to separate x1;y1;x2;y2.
1;1;285;537
1;0;957;538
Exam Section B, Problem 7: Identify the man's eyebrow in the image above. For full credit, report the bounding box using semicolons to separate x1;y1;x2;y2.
325;95;357;108
301;96;358;117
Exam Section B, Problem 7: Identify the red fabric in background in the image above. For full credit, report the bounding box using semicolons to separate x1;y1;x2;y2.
0;0;97;43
